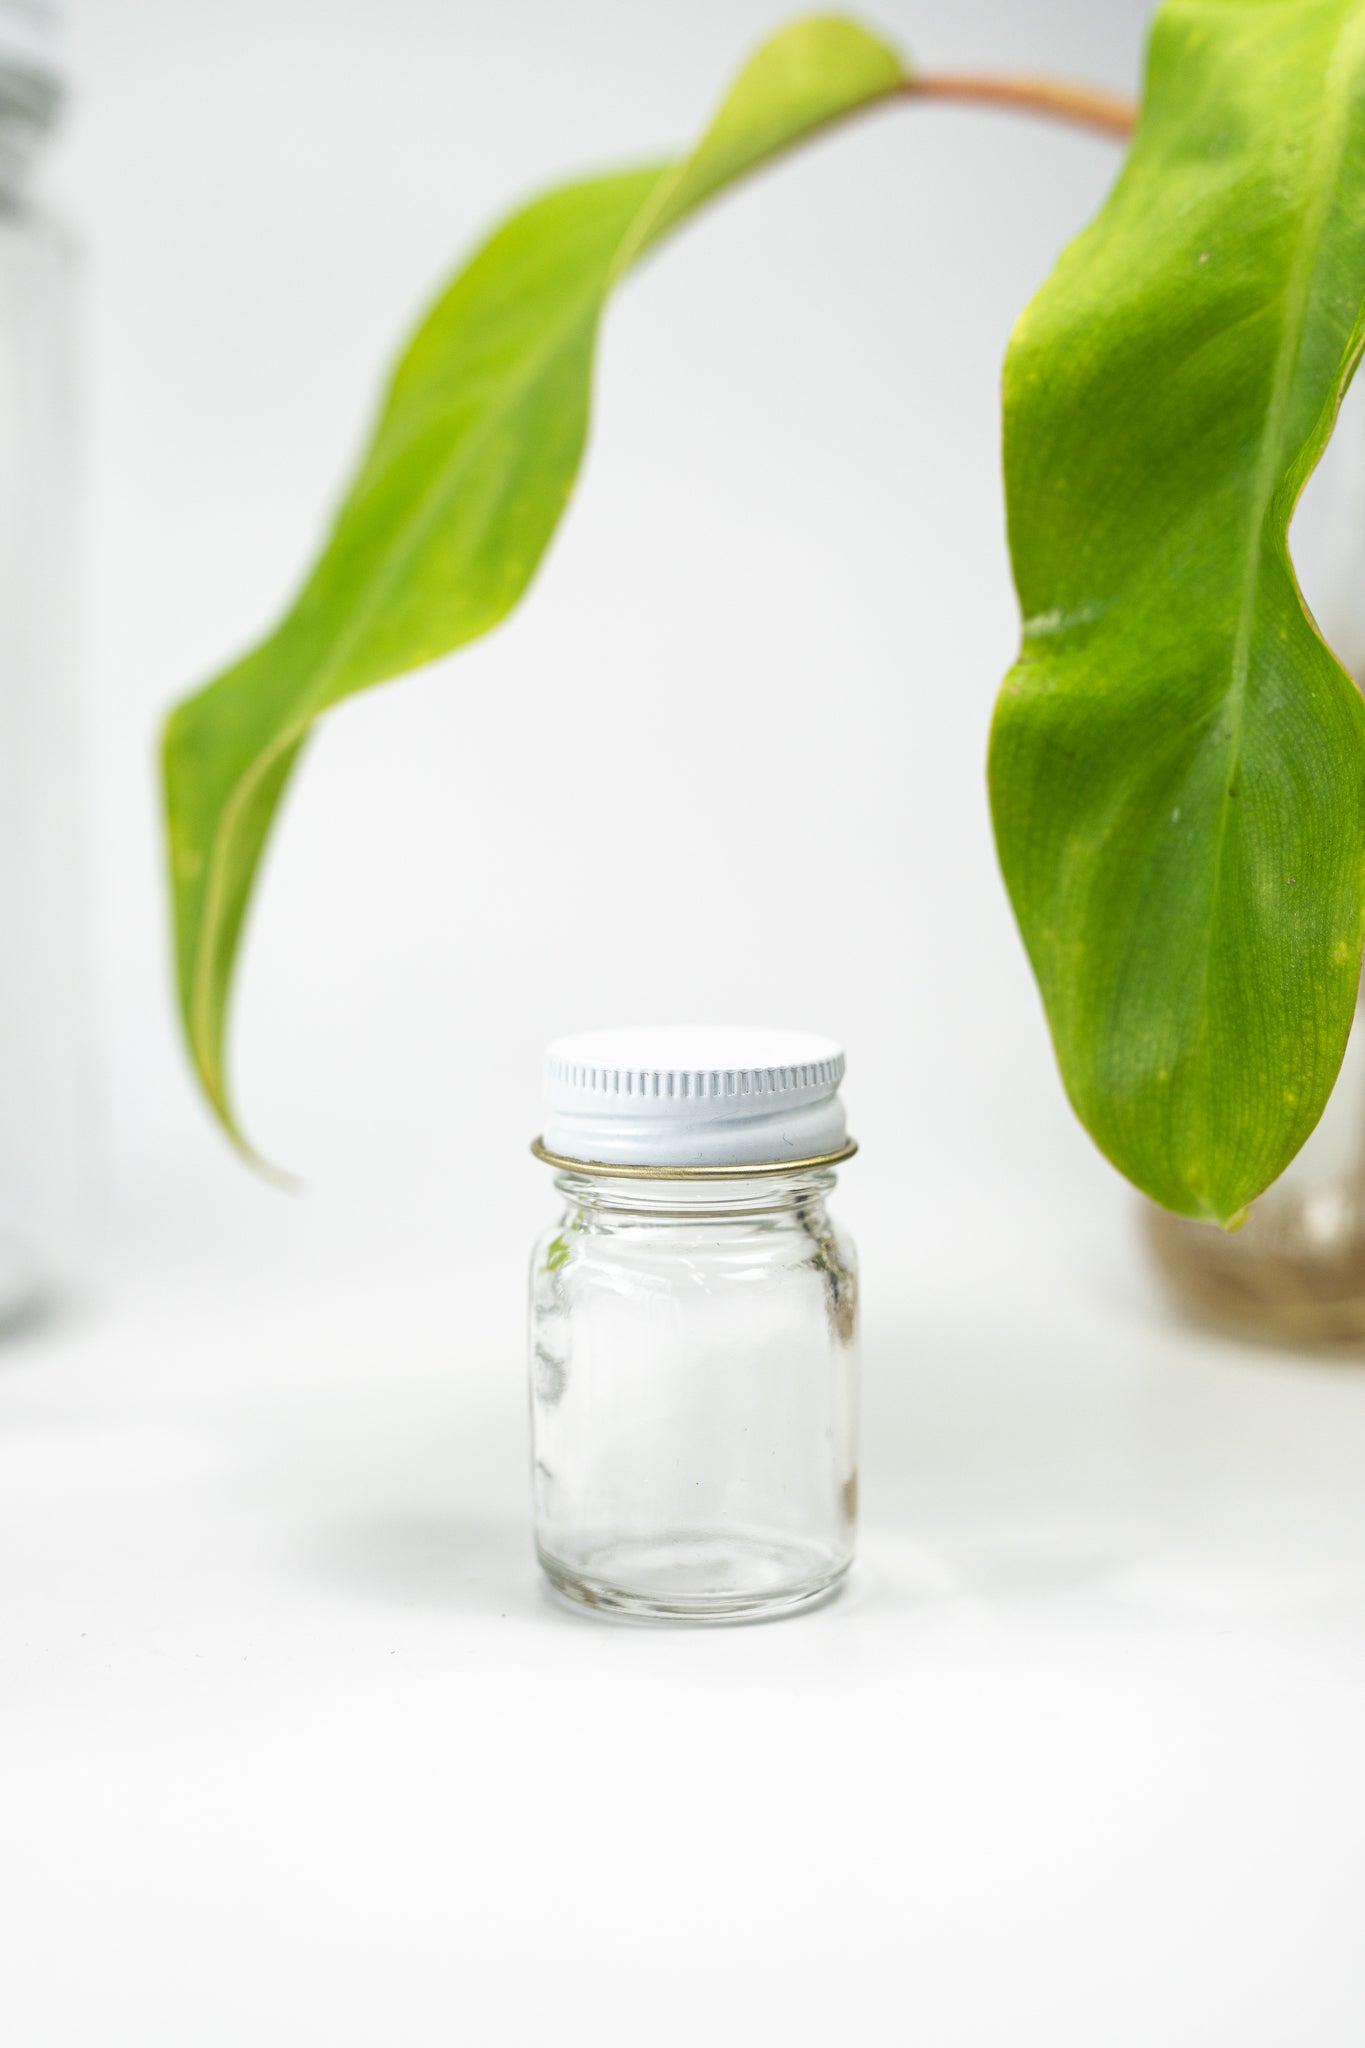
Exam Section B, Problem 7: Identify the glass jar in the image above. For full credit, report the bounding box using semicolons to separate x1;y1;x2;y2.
528;1029;859;1622
0;3;83;1328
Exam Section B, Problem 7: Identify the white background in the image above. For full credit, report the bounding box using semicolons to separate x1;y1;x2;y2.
7;1;1365;2041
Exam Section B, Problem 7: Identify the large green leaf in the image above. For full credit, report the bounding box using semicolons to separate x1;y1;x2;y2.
162;16;906;1149
990;0;1365;1225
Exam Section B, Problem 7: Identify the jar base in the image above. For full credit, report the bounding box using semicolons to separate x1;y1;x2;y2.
537;1533;851;1625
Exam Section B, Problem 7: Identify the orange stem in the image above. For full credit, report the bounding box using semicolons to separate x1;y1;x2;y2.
903;72;1137;140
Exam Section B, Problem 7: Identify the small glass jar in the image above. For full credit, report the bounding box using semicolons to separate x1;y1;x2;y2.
528;1029;859;1623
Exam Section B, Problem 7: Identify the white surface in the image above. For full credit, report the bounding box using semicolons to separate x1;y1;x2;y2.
542;1024;846;1164
8;0;1365;2039
7;1187;1365;2044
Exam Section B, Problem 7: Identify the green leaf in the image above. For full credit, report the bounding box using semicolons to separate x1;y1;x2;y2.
989;0;1365;1225
162;15;906;1152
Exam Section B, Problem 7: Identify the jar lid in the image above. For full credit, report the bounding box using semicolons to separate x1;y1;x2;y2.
537;1026;851;1171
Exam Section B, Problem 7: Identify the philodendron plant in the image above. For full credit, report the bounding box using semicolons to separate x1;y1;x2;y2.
163;1;1365;1227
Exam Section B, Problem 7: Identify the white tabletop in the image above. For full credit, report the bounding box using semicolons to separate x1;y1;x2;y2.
5;1179;1364;2047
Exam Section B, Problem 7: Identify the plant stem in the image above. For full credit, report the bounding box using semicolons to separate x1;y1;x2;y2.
659;69;1138;247
903;72;1137;140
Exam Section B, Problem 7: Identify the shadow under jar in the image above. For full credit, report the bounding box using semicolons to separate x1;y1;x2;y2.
528;1028;859;1623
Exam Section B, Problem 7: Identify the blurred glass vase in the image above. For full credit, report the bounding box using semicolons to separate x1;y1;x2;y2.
0;2;85;1327
1146;378;1365;1343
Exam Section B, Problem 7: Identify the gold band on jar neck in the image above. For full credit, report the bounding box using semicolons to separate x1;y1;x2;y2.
529;1137;858;1180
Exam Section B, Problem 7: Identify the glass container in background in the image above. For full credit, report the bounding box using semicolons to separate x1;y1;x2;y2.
0;1;84;1326
529;1030;859;1622
1145;374;1365;1343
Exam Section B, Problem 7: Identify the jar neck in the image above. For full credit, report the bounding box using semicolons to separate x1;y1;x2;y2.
552;1166;837;1222
0;64;59;208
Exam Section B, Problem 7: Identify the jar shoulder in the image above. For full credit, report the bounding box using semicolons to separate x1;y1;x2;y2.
529;1203;858;1293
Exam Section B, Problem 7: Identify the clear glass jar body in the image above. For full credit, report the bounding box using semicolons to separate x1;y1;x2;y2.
528;1167;859;1622
0;77;83;1326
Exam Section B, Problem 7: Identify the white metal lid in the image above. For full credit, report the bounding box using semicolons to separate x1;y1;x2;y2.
0;0;61;85
539;1026;850;1170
